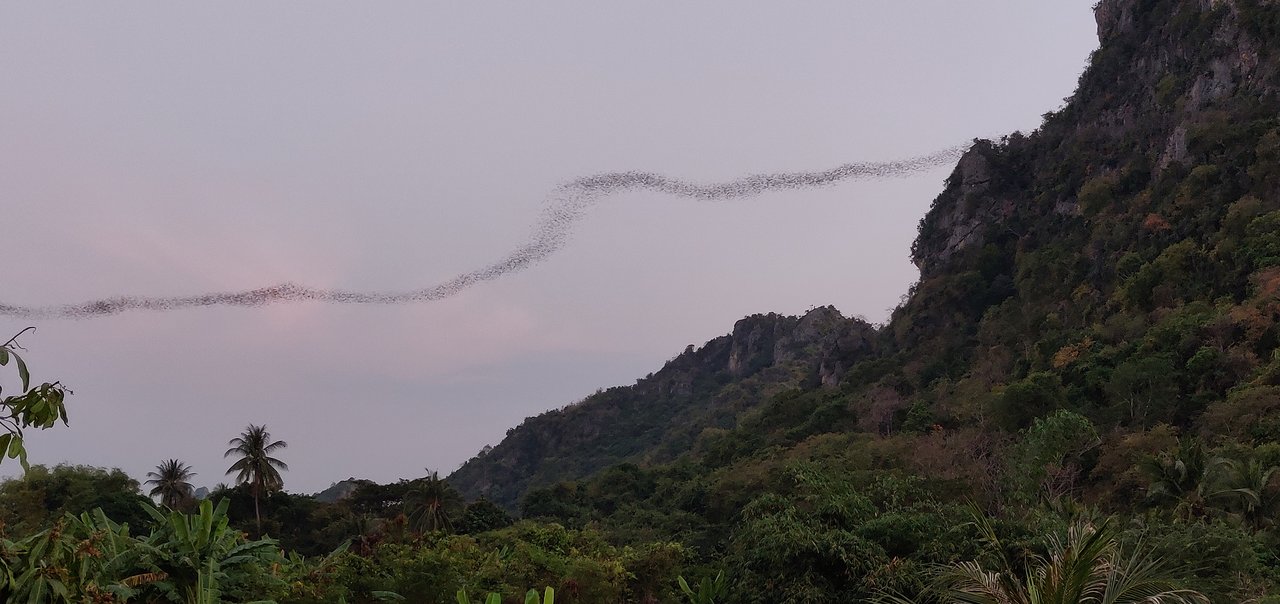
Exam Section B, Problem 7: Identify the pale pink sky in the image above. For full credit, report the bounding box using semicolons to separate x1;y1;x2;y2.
1;2;1099;493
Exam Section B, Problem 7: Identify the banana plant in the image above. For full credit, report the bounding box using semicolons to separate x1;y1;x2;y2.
0;501;285;604
6;508;146;603
678;572;727;604
456;590;502;604
524;587;554;604
8;519;81;602
456;586;554;604
141;498;281;603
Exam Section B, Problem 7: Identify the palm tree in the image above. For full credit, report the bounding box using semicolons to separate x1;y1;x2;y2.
1141;438;1258;521
404;470;461;534
1227;455;1279;528
881;511;1208;603
145;459;196;509
224;423;288;534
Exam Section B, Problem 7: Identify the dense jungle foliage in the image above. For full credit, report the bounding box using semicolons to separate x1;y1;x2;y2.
5;0;1280;602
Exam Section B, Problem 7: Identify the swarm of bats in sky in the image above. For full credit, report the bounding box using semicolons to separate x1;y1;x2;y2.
1;144;970;319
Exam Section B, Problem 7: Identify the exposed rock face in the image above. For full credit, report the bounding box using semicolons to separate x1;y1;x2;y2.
914;0;1280;276
937;151;996;257
725;315;783;377
727;307;874;380
911;143;1019;276
1158;124;1191;170
1094;0;1138;43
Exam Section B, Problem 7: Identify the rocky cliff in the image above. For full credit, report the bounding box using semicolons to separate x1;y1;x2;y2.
916;0;1279;280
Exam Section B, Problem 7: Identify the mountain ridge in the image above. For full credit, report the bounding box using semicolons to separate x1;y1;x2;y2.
448;306;877;508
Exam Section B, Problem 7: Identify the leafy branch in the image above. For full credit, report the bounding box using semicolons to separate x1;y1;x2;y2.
0;328;70;470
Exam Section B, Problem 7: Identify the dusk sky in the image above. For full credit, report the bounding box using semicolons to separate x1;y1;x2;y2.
2;3;1098;494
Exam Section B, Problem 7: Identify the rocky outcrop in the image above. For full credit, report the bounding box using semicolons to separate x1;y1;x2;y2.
726;307;875;381
911;144;1019;276
1094;0;1138;43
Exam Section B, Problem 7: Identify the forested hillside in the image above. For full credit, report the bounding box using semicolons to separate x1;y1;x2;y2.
449;307;877;508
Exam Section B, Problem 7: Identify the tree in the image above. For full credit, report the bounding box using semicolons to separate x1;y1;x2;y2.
458;497;512;534
0;328;70;470
224;424;288;534
1107;354;1179;426
1008;410;1100;504
0;464;150;533
146;459;197;510
1242;210;1280;268
993;372;1066;431
346;479;410;518
724;467;896;602
404;470;461;534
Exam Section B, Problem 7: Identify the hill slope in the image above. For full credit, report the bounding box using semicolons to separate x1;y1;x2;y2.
449;307;876;508
453;0;1280;529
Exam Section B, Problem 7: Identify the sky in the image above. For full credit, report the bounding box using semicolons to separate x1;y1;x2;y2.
0;2;1099;494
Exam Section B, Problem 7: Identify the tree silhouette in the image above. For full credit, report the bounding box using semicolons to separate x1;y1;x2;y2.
224;424;288;534
145;458;196;509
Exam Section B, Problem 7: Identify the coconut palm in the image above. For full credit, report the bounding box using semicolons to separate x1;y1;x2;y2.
224;423;288;534
404;470;461;534
145;459;196;509
881;511;1208;604
1228;455;1280;528
1141;438;1258;521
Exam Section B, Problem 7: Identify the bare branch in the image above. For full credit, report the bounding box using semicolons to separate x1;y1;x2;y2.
1;327;36;350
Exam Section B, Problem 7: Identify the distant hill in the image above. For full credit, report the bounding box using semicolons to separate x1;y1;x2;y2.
449;307;877;508
314;478;366;503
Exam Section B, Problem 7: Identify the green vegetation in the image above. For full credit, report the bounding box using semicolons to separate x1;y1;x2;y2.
676;572;725;604
885;513;1210;604
7;1;1280;601
0;328;70;470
